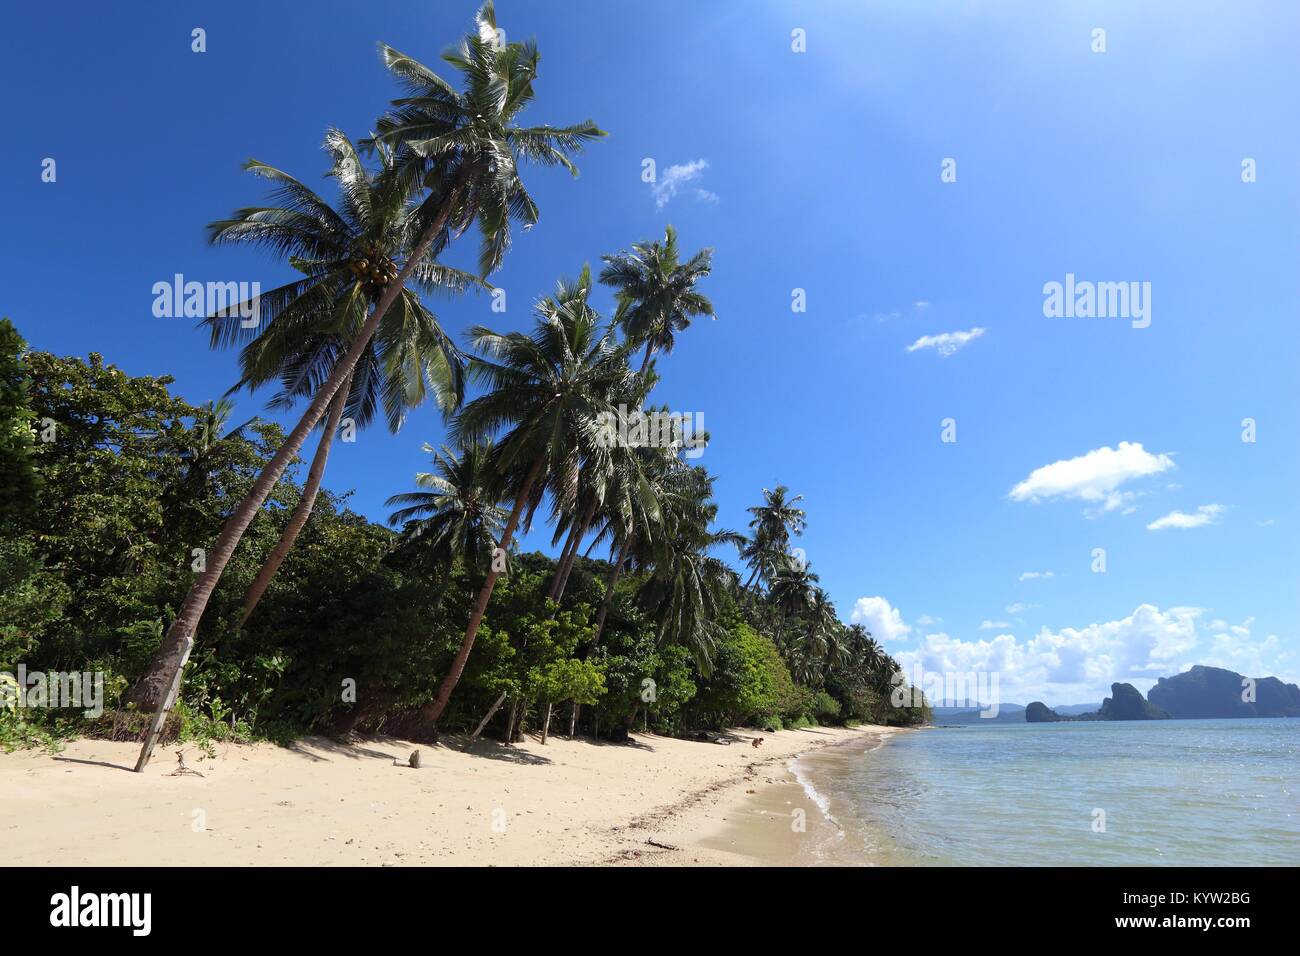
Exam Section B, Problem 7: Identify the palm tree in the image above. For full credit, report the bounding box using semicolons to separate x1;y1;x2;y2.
534;266;640;605
638;466;743;670
132;1;603;771
742;485;806;591
205;132;477;626
767;555;819;650
386;439;509;582
422;271;634;727
598;225;715;378
171;398;256;498
587;438;680;645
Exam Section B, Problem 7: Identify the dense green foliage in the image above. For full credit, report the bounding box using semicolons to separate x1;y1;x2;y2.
1;326;928;750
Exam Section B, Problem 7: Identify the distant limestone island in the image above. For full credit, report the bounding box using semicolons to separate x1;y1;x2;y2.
1024;665;1300;722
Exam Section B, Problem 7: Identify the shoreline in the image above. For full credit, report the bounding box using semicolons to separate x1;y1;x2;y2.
613;724;902;866
0;724;893;867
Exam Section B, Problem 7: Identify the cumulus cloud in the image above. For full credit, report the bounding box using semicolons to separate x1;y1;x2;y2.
1146;504;1223;531
906;327;985;357
650;159;713;209
850;596;911;644
1009;441;1175;513
892;604;1222;705
1200;617;1293;680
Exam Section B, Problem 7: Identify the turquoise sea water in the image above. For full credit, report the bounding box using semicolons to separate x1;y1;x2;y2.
791;719;1299;866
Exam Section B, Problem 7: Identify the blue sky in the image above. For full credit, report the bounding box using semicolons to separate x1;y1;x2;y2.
4;1;1297;704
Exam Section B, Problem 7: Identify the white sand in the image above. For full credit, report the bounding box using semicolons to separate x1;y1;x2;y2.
0;725;890;866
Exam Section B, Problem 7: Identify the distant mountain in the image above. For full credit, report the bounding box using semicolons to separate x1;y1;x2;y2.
1096;682;1169;720
1147;665;1300;718
1054;703;1103;716
931;703;1026;724
1025;701;1061;722
930;668;1300;726
1025;685;1166;722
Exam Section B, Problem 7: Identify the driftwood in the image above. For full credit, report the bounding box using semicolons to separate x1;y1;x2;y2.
645;839;680;851
167;751;204;777
469;690;508;744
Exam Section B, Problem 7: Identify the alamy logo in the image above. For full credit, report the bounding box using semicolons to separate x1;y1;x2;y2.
49;886;151;936
594;404;706;459
891;665;1002;718
1042;273;1151;328
0;665;104;718
152;273;261;328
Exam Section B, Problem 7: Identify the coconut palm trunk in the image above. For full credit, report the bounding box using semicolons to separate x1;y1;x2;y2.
591;531;633;645
132;181;466;772
547;516;583;600
238;369;353;626
551;497;597;600
422;454;545;727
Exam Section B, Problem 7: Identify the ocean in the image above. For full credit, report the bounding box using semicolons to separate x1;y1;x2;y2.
790;719;1299;866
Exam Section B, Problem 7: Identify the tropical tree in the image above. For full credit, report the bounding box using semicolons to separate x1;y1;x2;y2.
0;318;40;532
637;466;742;670
423;271;634;727
587;439;676;645
741;485;806;591
203;131;478;626
598;225;715;377
133;0;602;770
767;555;819;650
386;439;508;584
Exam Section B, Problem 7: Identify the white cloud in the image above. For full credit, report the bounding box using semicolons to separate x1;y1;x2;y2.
1009;441;1175;513
850;596;912;645
893;604;1223;705
1006;602;1039;614
916;613;940;626
651;159;713;209
980;620;1011;631
1146;504;1223;531
1200;617;1293;679
1019;571;1054;582
906;327;985;357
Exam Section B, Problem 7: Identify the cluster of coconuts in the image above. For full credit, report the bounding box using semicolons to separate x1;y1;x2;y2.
347;241;399;299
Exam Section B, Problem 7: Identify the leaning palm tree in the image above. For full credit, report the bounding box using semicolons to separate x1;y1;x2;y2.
422;272;634;728
386;439;509;584
133;1;603;771
206;132;477;626
544;348;658;603
598;225;715;378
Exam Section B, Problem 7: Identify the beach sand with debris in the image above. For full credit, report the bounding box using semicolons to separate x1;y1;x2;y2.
0;725;891;866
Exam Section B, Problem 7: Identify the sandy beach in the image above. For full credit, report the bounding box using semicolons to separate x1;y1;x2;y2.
1;725;892;867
